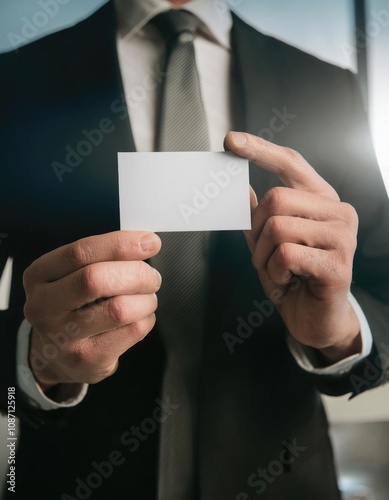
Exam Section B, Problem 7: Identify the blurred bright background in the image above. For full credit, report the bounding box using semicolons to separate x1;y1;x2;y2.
234;0;389;196
1;1;388;498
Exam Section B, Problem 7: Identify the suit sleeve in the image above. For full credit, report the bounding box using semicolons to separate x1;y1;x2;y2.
0;233;70;428
299;69;389;397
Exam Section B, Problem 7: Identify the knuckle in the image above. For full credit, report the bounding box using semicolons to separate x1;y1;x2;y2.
276;242;293;267
317;251;350;285
67;239;92;268
66;342;119;383
334;222;357;256
23;299;37;324
340;202;359;226
78;265;100;297
284;147;303;165
107;296;127;325
22;265;36;290
67;341;93;368
23;294;47;329
262;186;284;210
264;216;284;241
127;320;150;342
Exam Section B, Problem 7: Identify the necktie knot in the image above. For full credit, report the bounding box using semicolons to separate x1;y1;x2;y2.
151;9;199;43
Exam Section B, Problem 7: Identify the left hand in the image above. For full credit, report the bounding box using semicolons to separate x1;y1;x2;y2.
225;131;362;363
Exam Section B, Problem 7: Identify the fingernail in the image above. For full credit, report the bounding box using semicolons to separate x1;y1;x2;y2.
154;269;162;288
140;234;158;252
230;131;247;145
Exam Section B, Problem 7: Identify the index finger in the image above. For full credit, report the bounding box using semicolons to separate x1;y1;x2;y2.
225;131;339;201
24;231;161;285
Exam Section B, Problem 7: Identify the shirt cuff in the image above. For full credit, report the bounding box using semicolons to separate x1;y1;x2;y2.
16;319;88;410
288;293;373;376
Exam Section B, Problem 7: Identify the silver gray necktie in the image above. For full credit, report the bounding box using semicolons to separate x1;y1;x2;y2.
150;10;212;500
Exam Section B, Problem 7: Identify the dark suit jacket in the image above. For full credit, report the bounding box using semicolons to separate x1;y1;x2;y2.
1;3;389;499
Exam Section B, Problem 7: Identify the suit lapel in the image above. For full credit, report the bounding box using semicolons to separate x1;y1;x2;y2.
231;14;280;134
230;13;286;198
54;0;135;153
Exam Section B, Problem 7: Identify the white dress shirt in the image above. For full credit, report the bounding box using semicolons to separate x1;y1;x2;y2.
16;0;373;409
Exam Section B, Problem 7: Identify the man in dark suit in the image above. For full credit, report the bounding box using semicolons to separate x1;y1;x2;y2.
1;1;388;499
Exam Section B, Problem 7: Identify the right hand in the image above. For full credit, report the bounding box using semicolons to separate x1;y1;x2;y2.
23;231;162;392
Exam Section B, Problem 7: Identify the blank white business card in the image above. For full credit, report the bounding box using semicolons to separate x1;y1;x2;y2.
118;151;250;232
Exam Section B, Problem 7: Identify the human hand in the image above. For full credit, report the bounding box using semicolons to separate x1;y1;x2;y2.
225;131;361;363
23;231;162;392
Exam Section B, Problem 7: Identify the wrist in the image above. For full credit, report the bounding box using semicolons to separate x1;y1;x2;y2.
29;328;61;394
318;304;362;364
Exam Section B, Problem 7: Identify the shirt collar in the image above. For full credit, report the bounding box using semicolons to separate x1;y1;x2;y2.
114;0;232;49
